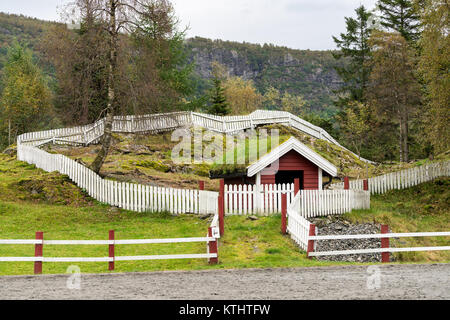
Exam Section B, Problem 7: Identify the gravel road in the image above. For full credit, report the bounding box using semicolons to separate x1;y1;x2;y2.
0;264;448;300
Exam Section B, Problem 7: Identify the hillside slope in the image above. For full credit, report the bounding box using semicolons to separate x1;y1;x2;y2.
0;13;345;113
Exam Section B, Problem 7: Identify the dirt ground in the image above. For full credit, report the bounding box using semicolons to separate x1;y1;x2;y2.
0;264;448;300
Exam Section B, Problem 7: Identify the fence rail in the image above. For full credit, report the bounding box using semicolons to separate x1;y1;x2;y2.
0;230;220;274
307;231;450;258
331;161;450;194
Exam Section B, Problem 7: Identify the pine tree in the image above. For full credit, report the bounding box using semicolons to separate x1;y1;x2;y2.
208;78;230;116
332;5;374;106
377;0;421;42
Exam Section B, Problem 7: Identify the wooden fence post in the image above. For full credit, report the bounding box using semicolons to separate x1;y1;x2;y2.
306;224;316;259
34;231;43;275
281;193;287;234
381;225;390;263
218;195;224;236
109;230;115;271
198;181;205;191
208;227;218;264
344;177;349;190
294;178;300;195
363;179;369;191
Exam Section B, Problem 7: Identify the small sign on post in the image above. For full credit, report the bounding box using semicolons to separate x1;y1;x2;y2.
208;227;218;265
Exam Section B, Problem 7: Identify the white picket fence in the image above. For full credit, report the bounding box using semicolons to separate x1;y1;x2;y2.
294;189;370;219
286;189;371;250
224;183;295;215
18;144;218;214
286;192;311;250
15;109;377;216
332;161;450;194
17;109;372;164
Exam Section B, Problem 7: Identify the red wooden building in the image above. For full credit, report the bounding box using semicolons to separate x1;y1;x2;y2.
217;137;338;190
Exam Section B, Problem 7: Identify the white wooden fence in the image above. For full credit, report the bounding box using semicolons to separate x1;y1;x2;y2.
0;231;220;274
293;189;370;218
224;183;295;215
17;144;218;215
307;231;450;258
332;161;450;194
286;192;311;250
285;189;371;250
17;109;372;164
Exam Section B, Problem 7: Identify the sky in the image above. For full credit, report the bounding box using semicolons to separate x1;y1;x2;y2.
0;0;379;50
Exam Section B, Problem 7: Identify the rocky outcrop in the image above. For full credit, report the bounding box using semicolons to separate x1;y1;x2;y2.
185;37;345;111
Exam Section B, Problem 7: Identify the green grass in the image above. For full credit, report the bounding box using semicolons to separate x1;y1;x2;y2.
344;177;450;262
0;154;342;275
0;153;448;276
0;200;343;276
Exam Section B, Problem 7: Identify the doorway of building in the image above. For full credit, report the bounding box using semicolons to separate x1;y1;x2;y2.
275;170;304;189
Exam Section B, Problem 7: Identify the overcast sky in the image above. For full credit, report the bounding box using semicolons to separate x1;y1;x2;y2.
0;0;378;50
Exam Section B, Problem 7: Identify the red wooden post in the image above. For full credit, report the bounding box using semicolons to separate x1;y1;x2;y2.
34;231;43;275
109;230;115;271
381;225;390;263
344;176;350;190
281;193;287;234
208;227;218;264
218;195;225;236
294;178;300;195
306;224;316;259
219;179;225;198
198;181;205;191
363;179;369;191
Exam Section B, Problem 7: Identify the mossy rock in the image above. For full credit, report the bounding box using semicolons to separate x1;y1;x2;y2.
135;160;171;173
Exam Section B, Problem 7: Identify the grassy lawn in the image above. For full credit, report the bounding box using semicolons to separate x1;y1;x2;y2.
0;154;340;275
0;200;343;276
344;177;450;262
0;154;448;276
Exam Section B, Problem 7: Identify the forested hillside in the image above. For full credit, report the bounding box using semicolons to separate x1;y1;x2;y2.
186;37;346;114
0;12;344;114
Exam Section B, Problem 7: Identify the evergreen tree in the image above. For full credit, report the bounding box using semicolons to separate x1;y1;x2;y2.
418;0;449;155
377;0;421;42
332;5;374;106
0;42;52;148
208;78;230;116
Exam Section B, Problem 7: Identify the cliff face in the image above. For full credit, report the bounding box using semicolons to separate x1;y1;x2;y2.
186;37;345;112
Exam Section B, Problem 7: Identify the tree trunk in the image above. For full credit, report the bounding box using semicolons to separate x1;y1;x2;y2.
90;0;117;174
8;119;11;146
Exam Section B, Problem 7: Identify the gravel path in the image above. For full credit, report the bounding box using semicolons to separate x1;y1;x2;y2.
0;264;448;300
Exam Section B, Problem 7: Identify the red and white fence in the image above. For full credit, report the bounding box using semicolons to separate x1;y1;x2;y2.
0;229;220;274
224;183;295;215
331;161;450;194
306;228;450;262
